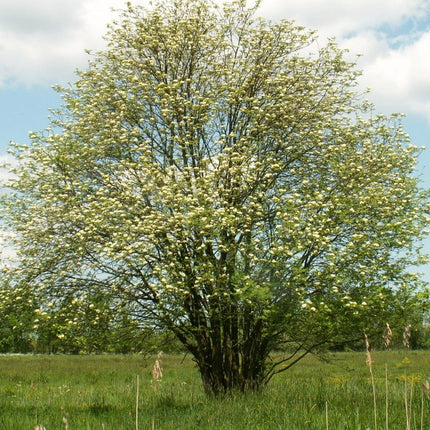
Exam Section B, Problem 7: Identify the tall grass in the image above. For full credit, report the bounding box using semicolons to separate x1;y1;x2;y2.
0;352;429;429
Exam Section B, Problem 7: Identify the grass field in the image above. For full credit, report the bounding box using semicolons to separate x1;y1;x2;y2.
0;350;429;429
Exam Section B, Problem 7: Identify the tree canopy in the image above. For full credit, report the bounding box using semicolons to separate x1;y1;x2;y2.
1;0;429;395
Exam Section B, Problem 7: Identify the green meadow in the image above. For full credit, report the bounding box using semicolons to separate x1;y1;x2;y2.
0;351;429;429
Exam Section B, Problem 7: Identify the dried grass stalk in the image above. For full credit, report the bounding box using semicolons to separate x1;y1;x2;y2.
152;351;163;393
403;324;412;349
423;380;430;398
383;323;392;349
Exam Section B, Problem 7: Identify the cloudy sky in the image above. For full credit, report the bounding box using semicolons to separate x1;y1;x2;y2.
0;0;430;278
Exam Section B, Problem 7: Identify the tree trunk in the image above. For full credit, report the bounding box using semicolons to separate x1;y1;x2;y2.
196;346;268;395
192;313;269;396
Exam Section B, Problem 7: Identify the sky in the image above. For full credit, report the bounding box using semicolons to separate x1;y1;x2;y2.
0;0;430;279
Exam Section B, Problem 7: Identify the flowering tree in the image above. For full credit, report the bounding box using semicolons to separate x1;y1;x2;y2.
2;0;429;395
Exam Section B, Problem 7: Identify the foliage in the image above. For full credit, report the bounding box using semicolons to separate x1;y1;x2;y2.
369;285;430;350
0;281;36;353
0;279;182;354
1;0;429;394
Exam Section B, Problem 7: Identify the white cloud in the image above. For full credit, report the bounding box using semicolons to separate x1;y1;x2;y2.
258;0;429;37
339;30;430;121
0;0;89;85
0;1;85;36
0;0;150;86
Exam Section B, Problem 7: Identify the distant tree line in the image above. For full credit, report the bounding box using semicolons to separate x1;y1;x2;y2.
0;279;183;354
0;278;428;354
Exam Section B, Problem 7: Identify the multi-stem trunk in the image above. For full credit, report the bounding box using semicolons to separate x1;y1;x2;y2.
191;306;269;396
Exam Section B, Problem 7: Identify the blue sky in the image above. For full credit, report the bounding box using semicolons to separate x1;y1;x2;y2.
1;0;430;280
